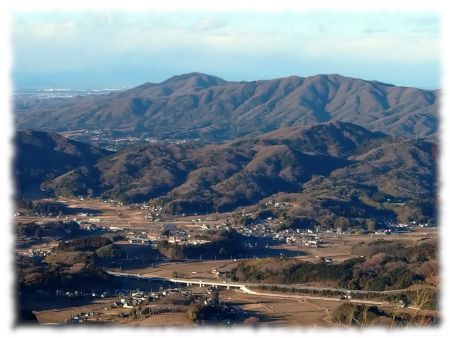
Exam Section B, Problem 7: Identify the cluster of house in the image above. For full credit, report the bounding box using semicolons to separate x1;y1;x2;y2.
88;128;109;136
25;248;53;257
127;237;153;245
389;220;434;228
102;199;124;206
163;138;194;145
144;137;158;143
191;218;227;230
76;129;147;151
79;222;105;232
264;199;293;208
226;221;323;247
232;222;273;238
55;288;184;303
284;232;322;248
111;288;192;309
109;226;124;232
65;311;98;324
119;225;214;247
125;230;156;247
112;291;154;309
56;289;111;299
113;136;140;144
231;217;436;246
143;205;164;221
157;229;211;246
164;229;189;241
141;137;195;144
340;294;352;300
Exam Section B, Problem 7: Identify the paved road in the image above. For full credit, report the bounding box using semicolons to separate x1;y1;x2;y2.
106;270;411;307
238;286;387;306
106;270;419;295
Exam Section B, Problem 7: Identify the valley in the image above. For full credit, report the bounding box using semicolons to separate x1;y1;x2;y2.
13;73;439;328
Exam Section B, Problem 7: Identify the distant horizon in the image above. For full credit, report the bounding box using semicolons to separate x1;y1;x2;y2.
12;71;441;91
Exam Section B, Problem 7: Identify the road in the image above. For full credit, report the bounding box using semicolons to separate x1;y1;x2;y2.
106;270;407;307
238;286;387;306
107;270;418;295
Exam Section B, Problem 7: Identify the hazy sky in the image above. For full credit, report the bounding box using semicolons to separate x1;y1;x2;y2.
11;10;441;89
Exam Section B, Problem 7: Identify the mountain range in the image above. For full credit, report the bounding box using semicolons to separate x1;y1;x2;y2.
15;73;439;141
15;122;437;224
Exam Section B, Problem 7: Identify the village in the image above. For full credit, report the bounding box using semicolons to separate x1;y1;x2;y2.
15;195;437;262
15;195;438;326
60;128;200;152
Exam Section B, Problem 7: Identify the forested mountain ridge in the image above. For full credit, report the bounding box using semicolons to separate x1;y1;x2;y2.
16;122;436;225
15;73;438;142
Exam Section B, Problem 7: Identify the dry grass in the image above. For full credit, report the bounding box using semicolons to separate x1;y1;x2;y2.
219;289;335;326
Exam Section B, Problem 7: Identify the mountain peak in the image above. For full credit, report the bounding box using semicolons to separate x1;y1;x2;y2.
162;72;226;87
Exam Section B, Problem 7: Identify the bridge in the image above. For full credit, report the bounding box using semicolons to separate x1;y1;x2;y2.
106;270;425;308
107;271;244;290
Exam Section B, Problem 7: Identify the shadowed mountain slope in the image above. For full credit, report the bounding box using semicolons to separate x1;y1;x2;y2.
22;122;436;218
14;130;112;196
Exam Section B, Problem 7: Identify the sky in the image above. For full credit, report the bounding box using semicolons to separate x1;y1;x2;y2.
11;10;441;89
